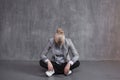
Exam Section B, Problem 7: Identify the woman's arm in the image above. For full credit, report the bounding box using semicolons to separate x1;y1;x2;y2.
41;39;52;63
68;39;79;65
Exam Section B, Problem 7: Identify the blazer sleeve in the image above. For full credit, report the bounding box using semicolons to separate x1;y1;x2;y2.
68;39;79;64
40;39;52;62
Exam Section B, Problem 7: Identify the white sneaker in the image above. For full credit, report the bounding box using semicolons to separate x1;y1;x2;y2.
45;70;55;77
66;70;72;76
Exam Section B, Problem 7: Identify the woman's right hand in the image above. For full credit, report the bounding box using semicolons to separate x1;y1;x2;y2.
47;61;54;71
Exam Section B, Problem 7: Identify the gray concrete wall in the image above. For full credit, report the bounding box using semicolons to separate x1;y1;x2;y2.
0;0;120;61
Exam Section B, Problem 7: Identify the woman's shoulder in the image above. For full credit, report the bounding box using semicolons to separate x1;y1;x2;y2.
65;38;72;43
64;38;72;46
48;38;54;44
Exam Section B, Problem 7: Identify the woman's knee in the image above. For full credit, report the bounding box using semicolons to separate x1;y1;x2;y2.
39;60;47;68
73;60;80;67
76;60;80;67
39;60;43;66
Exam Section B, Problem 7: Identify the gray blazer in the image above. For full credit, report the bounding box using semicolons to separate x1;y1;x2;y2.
41;38;79;64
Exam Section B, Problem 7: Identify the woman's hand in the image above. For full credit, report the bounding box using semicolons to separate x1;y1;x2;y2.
64;63;70;75
47;61;54;71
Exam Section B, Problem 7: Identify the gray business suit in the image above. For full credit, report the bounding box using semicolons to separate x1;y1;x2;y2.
41;38;79;64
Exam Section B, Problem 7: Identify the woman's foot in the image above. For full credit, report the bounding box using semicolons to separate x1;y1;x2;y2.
45;70;55;77
65;70;72;76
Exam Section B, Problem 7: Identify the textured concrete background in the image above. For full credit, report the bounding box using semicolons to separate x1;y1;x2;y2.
0;0;120;61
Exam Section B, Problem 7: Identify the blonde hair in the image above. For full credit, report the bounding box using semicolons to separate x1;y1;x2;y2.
54;28;65;45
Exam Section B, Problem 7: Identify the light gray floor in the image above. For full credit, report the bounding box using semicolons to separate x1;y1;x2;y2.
0;60;120;80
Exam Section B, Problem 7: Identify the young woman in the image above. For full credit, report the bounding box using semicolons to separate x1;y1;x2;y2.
39;28;80;77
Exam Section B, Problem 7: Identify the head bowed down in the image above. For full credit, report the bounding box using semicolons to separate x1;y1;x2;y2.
54;28;65;45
